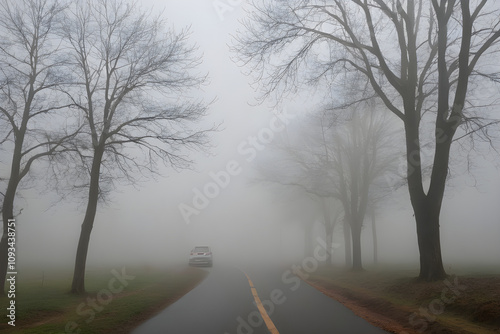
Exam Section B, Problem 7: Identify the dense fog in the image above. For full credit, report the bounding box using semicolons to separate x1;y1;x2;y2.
5;0;500;280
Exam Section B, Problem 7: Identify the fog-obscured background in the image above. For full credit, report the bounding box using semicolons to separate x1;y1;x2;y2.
10;0;500;276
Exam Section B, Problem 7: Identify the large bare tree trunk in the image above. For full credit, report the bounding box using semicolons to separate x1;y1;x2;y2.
322;198;334;265
0;185;17;294
71;219;94;294
416;147;451;281
0;133;24;294
71;147;104;294
370;206;378;266
343;221;351;268
0;207;14;295
415;203;446;280
351;222;363;271
0;238;6;295
405;112;450;281
0;189;17;294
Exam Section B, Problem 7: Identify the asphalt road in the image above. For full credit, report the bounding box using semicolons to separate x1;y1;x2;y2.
131;265;389;334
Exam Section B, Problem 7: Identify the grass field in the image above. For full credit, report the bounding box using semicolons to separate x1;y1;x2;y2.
0;265;208;334
307;265;500;334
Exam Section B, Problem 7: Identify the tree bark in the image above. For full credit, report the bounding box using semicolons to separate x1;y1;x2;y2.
0;130;24;294
405;109;450;281
414;139;452;281
0;205;14;295
351;222;363;271
322;197;334;265
343;220;352;267
71;146;104;294
0;184;17;294
325;233;334;266
415;201;447;281
0;180;19;294
371;206;378;266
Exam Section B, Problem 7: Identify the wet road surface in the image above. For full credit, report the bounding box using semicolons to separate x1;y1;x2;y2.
131;265;389;334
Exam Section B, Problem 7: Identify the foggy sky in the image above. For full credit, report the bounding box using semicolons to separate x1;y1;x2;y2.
10;0;500;275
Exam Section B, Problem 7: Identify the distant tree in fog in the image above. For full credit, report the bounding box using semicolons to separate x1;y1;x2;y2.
234;0;500;280
320;196;343;266
252;127;341;262
61;0;213;294
253;105;397;270
319;107;396;271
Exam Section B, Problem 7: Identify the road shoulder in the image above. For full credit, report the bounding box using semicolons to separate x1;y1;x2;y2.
306;266;500;334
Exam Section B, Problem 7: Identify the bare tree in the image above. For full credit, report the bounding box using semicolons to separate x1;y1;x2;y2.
328;108;396;270
320;196;343;266
251;124;341;262
254;106;396;269
368;204;378;265
234;0;500;280
0;0;76;294
61;0;212;294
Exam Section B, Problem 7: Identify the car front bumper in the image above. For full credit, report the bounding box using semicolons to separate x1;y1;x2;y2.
189;257;213;265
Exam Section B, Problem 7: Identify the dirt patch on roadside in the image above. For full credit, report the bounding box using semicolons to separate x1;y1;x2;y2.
307;279;416;333
307;271;500;334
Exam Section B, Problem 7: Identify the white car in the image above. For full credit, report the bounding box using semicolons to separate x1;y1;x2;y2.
189;246;213;267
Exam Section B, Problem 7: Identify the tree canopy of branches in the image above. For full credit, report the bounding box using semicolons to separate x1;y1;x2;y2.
60;0;212;294
234;0;500;280
0;0;77;294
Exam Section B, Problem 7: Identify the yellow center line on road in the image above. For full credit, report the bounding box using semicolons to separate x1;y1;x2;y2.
243;272;280;334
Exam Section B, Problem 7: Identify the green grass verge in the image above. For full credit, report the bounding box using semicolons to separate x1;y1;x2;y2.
307;265;500;334
0;265;208;334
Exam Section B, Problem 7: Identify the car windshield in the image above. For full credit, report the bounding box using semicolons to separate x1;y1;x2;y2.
193;247;209;252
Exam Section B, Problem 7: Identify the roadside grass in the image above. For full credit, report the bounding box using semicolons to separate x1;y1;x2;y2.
0;265;208;334
307;265;500;334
